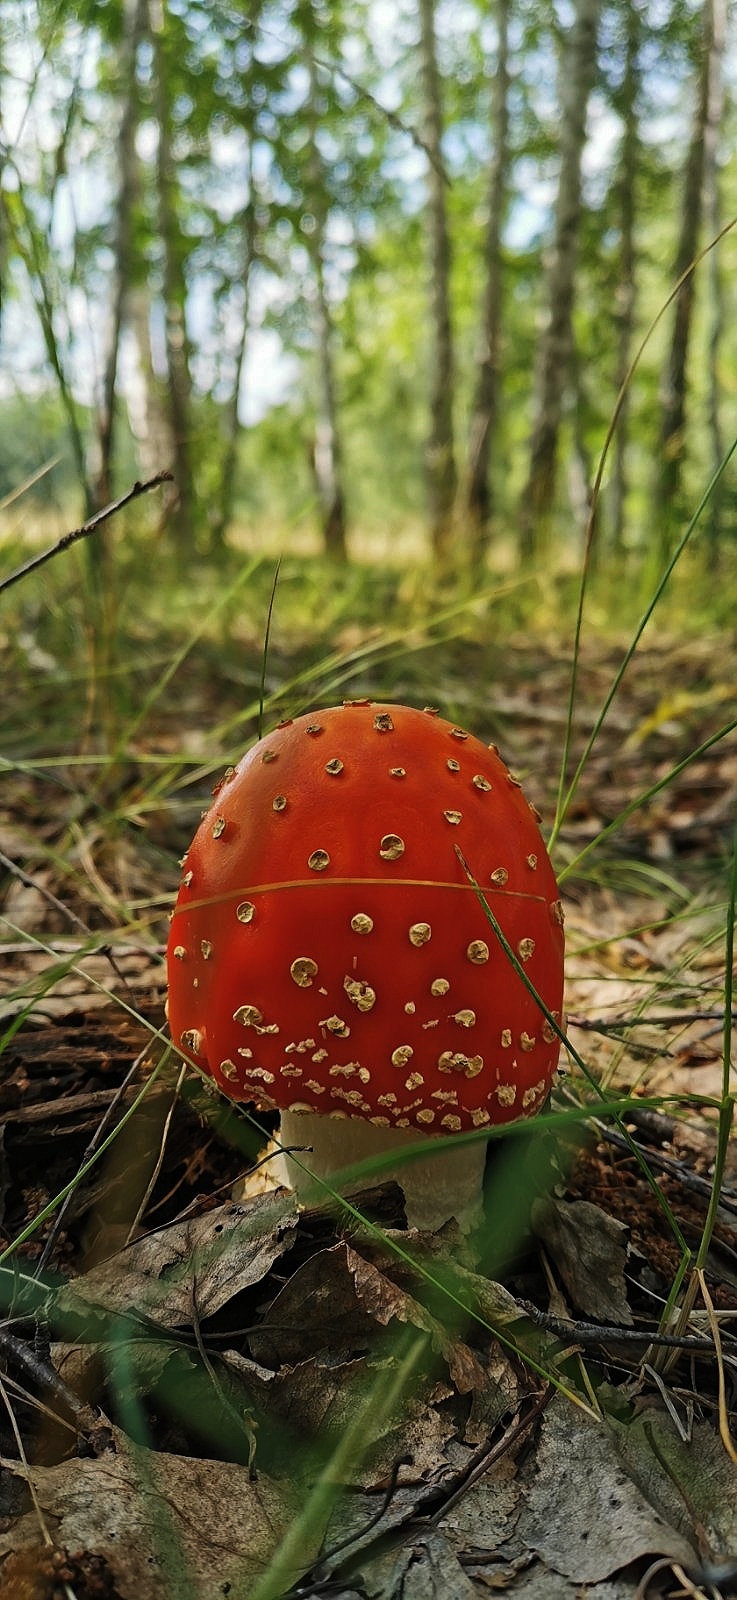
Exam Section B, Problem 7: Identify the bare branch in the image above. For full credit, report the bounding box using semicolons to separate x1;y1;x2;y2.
0;471;173;597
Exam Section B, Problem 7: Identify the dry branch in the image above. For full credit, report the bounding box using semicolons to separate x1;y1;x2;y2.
0;471;173;597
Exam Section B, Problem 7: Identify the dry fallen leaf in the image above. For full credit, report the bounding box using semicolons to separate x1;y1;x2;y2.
1;1427;306;1600
517;1397;695;1583
56;1191;299;1329
318;1391;737;1598
248;1239;485;1397
531;1196;633;1325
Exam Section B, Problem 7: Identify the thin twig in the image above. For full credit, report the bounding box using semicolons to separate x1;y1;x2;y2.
302;1455;412;1586
0;850;139;1004
124;1064;187;1245
596;1125;737;1215
0;851;95;941
0;471;173;596
0;1087;140;1127
35;1045;152;1273
235;14;447;182
667;1565;714;1600
423;1388;554;1526
518;1301;724;1355
290;1393;553;1598
570;1010;735;1032
634;1558;704;1600
0;1369;54;1547
0;1326;98;1434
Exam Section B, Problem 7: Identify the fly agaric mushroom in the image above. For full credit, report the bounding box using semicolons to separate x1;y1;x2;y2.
166;702;565;1230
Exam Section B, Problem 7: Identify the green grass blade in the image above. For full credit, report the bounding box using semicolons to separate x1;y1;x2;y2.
550;427;737;854
453;844;690;1258
258;557;281;741
558;713;737;883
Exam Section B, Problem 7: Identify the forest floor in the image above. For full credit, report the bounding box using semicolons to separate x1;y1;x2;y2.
1;581;737;1600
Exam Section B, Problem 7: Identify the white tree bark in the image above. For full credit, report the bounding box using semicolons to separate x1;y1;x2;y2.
657;0;723;552
519;0;601;558
419;0;456;568
465;0;510;568
94;0;147;511
703;0;726;569
610;0;640;557
211;150;257;552
304;23;347;562
148;0;198;550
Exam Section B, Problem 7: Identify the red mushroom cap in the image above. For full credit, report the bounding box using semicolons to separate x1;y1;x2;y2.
166;702;565;1136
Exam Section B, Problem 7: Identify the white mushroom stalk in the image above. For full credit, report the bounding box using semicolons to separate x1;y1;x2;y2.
268;1108;488;1232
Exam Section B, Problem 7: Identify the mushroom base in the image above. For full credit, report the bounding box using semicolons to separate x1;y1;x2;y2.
269;1109;487;1232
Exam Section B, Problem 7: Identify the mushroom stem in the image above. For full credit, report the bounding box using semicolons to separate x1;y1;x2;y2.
270;1109;487;1232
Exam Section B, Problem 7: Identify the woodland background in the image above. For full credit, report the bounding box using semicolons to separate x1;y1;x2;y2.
0;0;734;577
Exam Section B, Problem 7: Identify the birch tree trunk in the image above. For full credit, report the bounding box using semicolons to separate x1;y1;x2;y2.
0;43;5;341
210;171;257;553
703;0;726;571
148;0;198;551
127;287;177;488
465;0;510;569
310;249;348;561
304;23;347;562
518;0;600;560
94;0;147;511
656;0;720;556
610;0;640;558
418;0;456;569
